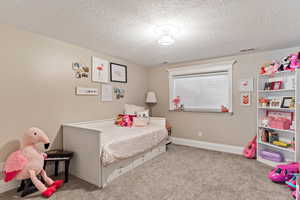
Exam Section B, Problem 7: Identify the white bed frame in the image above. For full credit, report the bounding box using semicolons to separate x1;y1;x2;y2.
62;117;166;188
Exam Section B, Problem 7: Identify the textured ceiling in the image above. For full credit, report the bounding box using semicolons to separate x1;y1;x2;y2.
1;0;300;67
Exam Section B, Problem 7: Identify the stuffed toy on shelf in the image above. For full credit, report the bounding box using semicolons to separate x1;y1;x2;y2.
3;127;64;198
290;52;300;70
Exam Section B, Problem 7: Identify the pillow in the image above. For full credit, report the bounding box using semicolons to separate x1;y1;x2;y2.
133;117;149;127
136;110;149;118
124;104;145;115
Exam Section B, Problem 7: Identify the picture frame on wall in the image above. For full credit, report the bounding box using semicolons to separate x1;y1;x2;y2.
92;56;109;83
110;63;127;83
240;79;253;92
240;92;251;106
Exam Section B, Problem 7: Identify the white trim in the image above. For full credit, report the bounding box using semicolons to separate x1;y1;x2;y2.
170;137;243;155
167;60;236;76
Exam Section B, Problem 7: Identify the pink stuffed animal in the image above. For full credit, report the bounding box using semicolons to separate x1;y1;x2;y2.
3;127;63;198
290;52;300;70
267;61;279;76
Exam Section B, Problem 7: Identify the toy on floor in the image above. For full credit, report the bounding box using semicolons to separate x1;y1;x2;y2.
292;185;300;199
268;162;299;183
243;136;257;159
3;127;64;198
286;174;298;190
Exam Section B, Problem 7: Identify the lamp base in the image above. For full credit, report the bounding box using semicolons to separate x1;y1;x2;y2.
146;103;156;117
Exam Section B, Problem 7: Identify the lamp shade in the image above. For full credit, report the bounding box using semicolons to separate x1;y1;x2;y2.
146;91;157;103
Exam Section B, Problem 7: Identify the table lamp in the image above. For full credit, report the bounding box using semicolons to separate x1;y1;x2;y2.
146;91;157;116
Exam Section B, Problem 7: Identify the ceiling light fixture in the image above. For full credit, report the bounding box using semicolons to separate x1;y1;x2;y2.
156;24;179;46
158;35;175;46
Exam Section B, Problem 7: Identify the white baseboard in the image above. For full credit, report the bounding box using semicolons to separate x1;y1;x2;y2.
0;161;65;194
170;137;243;155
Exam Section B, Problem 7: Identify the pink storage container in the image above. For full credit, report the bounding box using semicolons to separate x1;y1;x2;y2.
268;117;291;130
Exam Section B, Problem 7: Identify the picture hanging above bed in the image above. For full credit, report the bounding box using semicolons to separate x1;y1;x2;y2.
92;56;109;83
110;63;127;83
72;62;89;79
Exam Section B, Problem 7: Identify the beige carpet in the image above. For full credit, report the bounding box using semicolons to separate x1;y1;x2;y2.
0;145;291;200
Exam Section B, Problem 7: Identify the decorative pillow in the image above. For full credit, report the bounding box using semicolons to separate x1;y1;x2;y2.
124;104;145;115
136;110;149;118
115;114;136;127
133;117;150;127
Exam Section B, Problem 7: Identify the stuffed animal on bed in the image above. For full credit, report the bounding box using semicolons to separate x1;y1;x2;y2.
3;127;64;198
115;114;135;127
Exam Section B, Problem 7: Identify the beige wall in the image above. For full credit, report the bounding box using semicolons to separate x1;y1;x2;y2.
0;24;148;162
1;22;300;164
148;47;300;147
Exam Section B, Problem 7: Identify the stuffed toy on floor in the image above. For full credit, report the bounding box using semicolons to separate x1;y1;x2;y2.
3;127;64;198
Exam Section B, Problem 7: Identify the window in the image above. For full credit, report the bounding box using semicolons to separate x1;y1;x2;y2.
168;61;235;113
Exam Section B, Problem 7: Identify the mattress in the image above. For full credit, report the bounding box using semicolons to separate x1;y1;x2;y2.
100;124;167;166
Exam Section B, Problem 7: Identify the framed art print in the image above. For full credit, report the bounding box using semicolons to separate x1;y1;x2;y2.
271;81;283;90
110;63;127;83
281;97;293;108
92;56;109;83
240;92;251;106
240;79;253;92
101;84;113;102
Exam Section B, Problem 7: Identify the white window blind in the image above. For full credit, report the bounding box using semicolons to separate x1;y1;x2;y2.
168;61;235;113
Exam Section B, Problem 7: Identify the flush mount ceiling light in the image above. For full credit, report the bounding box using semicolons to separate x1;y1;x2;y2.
156;24;179;46
158;35;175;46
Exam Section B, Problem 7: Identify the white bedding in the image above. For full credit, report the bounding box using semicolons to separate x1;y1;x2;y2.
100;124;167;166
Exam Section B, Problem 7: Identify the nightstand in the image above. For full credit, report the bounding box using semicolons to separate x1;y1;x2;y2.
166;123;172;146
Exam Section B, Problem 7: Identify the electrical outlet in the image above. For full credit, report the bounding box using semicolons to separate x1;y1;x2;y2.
198;131;203;137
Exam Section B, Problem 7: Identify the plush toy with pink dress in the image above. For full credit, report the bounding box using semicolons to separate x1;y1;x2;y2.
3;127;64;198
290;52;300;70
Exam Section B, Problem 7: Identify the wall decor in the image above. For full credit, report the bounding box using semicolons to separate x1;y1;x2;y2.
240;92;251;106
281;97;293;108
114;88;125;99
110;63;127;83
240;79;253;92
271;81;283;90
92;56;109;83
72;62;89;79
101;84;113;102
76;87;98;96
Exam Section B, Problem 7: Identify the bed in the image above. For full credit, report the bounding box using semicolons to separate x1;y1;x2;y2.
62;117;167;188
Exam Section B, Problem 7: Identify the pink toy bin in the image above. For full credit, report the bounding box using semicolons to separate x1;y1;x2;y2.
268;117;291;130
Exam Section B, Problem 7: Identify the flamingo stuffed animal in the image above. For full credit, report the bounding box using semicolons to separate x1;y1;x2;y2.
3;127;63;198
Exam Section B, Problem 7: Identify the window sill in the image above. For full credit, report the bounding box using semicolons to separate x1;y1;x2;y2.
168;109;233;114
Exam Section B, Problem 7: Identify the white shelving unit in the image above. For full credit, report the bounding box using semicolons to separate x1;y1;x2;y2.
257;70;300;167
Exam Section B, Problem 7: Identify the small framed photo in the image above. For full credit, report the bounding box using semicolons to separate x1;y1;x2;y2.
110;63;127;83
240;92;251;106
264;82;272;91
240;79;253;92
271;81;283;90
281;97;293;108
269;97;282;108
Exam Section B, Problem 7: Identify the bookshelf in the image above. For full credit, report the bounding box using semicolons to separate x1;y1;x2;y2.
257;70;300;167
